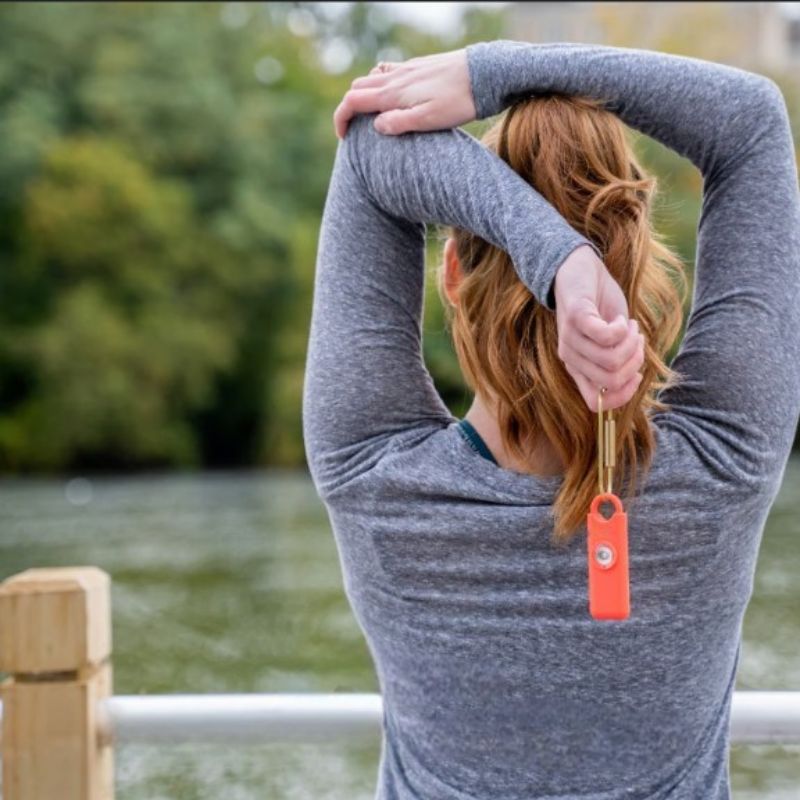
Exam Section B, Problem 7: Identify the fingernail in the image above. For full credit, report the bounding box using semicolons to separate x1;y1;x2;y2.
375;119;388;134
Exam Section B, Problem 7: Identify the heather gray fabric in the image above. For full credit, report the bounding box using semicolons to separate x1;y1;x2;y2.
302;41;800;799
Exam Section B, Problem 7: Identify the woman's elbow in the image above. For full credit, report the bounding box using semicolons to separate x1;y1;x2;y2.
734;72;791;140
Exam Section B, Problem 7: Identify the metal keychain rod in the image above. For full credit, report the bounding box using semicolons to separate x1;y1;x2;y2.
597;388;615;495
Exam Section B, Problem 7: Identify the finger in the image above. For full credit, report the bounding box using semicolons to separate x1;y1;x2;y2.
333;100;350;139
561;333;644;391
564;322;643;376
369;61;401;75
569;366;642;413
576;311;630;347
351;73;390;89
565;366;599;411
596;371;644;411
374;102;434;135
558;318;644;372
333;88;393;139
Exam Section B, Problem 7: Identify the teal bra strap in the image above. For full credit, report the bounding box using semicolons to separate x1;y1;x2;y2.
457;419;498;466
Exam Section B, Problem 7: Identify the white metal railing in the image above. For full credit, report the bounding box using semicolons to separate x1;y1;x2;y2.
99;693;383;744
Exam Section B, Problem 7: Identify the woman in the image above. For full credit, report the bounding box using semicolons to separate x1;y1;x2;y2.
303;41;799;799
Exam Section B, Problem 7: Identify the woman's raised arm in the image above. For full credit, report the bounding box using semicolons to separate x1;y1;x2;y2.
466;41;800;492
303;115;604;500
465;40;781;176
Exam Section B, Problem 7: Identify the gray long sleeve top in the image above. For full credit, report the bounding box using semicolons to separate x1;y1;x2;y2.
302;41;800;799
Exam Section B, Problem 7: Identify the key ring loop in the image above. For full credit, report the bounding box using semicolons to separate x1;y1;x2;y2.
597;387;615;495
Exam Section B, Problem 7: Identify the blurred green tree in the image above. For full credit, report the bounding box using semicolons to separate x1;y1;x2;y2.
0;2;337;469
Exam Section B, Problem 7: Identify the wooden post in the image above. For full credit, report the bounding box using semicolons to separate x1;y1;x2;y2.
0;567;114;800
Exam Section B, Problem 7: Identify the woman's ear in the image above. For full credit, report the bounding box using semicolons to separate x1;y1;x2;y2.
443;237;463;307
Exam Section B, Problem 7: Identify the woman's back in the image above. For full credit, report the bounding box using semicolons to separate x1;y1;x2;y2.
304;40;800;799
326;416;774;797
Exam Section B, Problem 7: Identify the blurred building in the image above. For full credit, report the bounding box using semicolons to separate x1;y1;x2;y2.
506;2;800;73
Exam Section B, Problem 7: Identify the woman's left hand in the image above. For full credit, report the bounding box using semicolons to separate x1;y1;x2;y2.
554;246;645;412
333;48;476;139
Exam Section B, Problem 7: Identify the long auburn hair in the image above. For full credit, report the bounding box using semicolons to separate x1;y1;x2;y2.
437;94;689;546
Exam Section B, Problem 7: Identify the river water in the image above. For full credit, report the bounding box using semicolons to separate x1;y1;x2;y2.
0;461;798;798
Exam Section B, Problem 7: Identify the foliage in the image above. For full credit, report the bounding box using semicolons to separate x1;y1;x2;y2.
0;2;334;469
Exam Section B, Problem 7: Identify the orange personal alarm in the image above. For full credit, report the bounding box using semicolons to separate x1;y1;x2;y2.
587;388;630;620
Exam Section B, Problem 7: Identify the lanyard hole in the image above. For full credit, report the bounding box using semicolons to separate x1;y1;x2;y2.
597;498;616;520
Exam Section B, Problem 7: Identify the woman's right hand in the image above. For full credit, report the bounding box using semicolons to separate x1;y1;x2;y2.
333;48;476;139
554;245;645;412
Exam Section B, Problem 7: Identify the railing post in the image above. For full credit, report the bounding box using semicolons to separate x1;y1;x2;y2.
0;567;114;800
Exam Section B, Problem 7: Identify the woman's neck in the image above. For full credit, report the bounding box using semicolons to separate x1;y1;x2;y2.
463;394;565;478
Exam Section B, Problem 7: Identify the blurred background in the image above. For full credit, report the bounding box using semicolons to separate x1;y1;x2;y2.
0;2;798;798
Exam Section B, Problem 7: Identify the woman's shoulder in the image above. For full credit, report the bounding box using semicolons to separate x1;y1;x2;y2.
648;410;782;501
321;419;564;508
